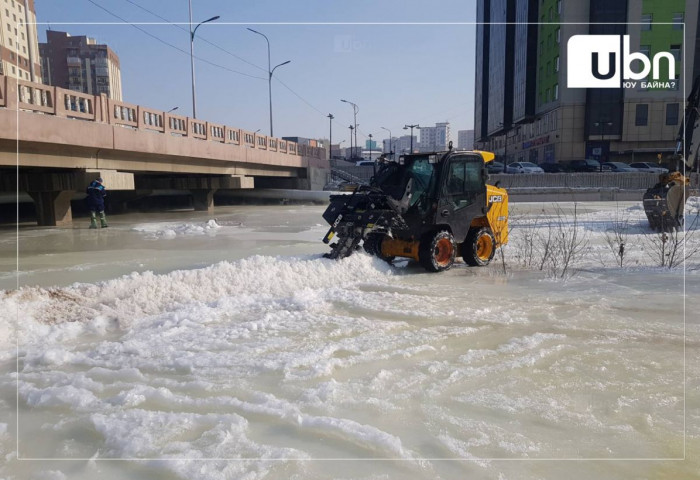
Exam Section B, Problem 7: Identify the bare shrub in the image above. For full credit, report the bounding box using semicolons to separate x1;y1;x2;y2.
544;204;590;279
643;206;700;268
602;203;630;268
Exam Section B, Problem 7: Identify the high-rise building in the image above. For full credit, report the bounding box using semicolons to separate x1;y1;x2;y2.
39;31;122;100
0;0;41;82
458;129;475;149
419;122;451;152
474;0;699;165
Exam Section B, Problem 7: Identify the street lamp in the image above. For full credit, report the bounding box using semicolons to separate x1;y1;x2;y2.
368;133;373;161
341;99;359;159
188;1;219;119
166;106;179;113
593;121;613;171
327;113;334;160
404;124;420;153
348;125;355;159
248;28;291;137
380;126;392;158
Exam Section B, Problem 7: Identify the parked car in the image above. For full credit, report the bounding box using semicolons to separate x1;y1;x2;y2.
486;161;506;174
630;162;669;174
540;162;567;173
570;159;602;172
603;162;638;172
355;160;375;167
506;162;545;174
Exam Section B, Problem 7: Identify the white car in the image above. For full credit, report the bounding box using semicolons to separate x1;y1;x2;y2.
506;162;545;174
630;162;669;174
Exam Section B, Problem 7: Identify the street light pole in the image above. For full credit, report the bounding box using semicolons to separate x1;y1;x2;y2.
348;125;354;160
188;1;219;119
404;124;420;153
341;99;359;159
368;133;373;161
248;28;290;137
327;113;334;160
380;126;392;158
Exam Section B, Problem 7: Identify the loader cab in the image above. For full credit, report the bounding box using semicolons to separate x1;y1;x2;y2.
372;151;488;239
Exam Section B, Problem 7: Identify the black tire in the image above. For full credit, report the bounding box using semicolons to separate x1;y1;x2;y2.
463;227;496;267
419;230;456;272
363;234;395;263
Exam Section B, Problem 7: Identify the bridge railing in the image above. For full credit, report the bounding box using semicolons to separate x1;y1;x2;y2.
0;73;326;161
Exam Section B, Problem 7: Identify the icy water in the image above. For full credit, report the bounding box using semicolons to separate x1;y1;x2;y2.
0;203;699;480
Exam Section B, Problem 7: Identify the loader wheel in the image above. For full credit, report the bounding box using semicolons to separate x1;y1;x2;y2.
463;227;495;267
419;230;455;272
363;234;395;263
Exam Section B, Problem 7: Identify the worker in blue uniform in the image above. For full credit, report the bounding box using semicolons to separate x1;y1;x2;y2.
86;177;108;228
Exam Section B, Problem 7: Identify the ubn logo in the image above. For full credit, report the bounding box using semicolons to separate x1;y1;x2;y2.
567;35;676;89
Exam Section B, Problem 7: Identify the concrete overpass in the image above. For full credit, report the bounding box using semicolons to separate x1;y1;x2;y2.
0;74;329;225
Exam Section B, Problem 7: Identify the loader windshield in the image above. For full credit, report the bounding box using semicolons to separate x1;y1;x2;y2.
372;156;435;207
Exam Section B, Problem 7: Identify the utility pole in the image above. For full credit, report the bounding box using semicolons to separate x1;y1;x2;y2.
189;1;219;119
248;28;290;137
327;113;334;160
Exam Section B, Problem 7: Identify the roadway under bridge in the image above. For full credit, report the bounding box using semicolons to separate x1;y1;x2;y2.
0;75;329;225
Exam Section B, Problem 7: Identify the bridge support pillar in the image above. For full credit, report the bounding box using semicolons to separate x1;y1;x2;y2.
28;190;74;226
190;189;217;212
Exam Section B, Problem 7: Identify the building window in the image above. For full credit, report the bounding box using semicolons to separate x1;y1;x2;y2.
557;0;561;14
554;84;559;100
556;28;560;43
666;103;679;125
672;13;684;30
546;88;550;102
547;61;551;74
8;37;11;46
641;13;652;30
670;44;681;62
635;104;648;126
555;56;559;72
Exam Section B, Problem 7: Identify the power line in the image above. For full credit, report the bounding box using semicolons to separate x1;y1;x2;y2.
84;0;266;80
120;0;267;74
119;0;346;129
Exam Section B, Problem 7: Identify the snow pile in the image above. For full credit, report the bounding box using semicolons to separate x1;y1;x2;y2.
131;219;223;239
0;254;394;354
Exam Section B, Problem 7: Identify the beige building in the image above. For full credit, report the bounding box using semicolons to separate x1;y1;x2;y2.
0;0;41;82
40;31;123;101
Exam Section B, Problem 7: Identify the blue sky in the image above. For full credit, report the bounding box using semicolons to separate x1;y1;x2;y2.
35;0;477;143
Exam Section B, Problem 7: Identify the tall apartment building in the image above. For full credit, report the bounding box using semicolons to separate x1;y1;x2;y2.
39;30;122;100
419;122;451;152
474;0;699;165
0;0;41;81
458;129;475;149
